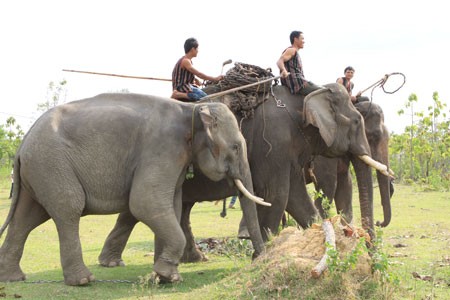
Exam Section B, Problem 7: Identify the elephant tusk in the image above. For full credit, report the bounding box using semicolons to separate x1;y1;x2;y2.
358;155;395;177
234;179;271;207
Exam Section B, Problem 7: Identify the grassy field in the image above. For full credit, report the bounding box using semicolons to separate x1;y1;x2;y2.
0;171;449;299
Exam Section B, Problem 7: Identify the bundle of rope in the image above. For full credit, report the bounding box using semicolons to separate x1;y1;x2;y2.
204;62;275;94
202;62;275;119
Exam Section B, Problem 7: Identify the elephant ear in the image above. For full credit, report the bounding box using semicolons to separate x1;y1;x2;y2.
199;105;220;158
304;90;337;147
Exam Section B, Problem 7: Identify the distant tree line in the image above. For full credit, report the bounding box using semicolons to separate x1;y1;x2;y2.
389;92;449;190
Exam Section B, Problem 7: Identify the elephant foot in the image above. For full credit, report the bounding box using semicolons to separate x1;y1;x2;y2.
0;266;26;282
180;246;208;263
99;257;126;268
150;271;183;284
98;250;126;268
0;255;26;282
153;257;182;283
238;227;250;239
64;270;95;286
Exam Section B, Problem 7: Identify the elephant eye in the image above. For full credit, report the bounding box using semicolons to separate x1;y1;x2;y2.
232;144;240;153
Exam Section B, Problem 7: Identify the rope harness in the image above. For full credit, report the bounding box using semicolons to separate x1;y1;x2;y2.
185;104;198;179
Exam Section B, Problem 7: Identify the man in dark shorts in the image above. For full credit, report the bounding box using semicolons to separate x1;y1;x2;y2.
171;38;223;101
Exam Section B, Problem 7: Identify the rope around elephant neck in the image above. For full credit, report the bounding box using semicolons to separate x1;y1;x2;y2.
186;105;197;180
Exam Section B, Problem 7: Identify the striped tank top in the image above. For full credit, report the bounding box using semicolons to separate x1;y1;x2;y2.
280;48;305;94
172;57;195;92
339;77;354;94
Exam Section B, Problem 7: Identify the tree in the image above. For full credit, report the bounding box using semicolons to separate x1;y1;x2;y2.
37;79;68;112
0;117;24;167
390;92;450;190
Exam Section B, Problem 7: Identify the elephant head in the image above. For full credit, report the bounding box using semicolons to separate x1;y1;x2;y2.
192;104;268;207
302;84;393;238
188;103;269;257
304;84;388;169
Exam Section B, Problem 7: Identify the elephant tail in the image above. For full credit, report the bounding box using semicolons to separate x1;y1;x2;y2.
0;157;21;238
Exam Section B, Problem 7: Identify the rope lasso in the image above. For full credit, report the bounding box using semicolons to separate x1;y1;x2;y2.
362;72;406;97
359;72;406;118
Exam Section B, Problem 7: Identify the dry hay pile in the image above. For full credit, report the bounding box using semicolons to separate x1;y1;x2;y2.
256;218;372;278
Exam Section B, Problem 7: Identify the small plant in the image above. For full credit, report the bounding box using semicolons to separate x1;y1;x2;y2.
214;238;254;258
315;189;333;219
371;228;400;298
132;272;158;296
326;238;367;275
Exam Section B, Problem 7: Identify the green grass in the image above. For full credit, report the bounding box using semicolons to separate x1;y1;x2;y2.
0;176;449;299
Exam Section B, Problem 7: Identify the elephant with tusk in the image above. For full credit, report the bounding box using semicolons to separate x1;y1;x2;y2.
0;93;267;286
306;101;394;232
98;82;390;265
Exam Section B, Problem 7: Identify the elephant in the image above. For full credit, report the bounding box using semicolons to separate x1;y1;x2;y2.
0;93;268;286
97;82;392;265
305;101;393;229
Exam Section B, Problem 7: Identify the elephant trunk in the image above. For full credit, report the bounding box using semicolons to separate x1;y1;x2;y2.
375;170;392;227
373;137;393;227
351;156;375;241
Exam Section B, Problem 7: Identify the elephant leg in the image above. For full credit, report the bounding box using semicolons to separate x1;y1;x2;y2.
312;158;338;219
98;211;138;267
238;168;290;241
286;167;319;228
252;168;291;241
53;217;94;286
22;163;94;286
180;202;207;263
131;179;185;283
0;190;50;282
334;160;353;225
47;183;94;285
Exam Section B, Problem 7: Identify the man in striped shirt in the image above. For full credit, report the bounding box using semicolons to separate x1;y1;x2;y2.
171;38;223;102
277;31;321;96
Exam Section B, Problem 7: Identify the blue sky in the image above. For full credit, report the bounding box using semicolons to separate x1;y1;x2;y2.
1;0;449;133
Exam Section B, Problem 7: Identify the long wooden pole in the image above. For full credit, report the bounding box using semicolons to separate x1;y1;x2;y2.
200;75;282;100
62;69;172;82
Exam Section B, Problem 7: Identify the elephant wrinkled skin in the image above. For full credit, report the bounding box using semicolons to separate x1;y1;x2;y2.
306;101;393;233
0;93;265;285
98;83;389;264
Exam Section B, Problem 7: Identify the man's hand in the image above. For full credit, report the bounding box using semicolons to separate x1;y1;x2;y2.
280;69;289;78
213;75;224;81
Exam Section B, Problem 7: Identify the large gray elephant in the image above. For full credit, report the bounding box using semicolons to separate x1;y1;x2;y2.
0;93;268;286
98;83;391;264
306;101;393;228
